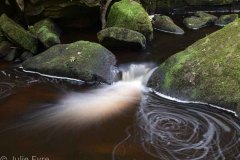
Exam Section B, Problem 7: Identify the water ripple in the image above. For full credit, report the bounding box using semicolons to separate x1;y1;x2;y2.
137;91;240;160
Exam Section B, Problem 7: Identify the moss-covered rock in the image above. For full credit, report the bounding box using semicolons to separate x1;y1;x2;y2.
107;0;153;41
23;41;116;83
148;18;240;113
215;14;239;26
33;18;61;48
152;15;184;35
0;14;38;54
97;27;146;49
183;11;217;29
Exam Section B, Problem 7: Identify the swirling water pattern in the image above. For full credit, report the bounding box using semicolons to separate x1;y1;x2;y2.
137;90;240;160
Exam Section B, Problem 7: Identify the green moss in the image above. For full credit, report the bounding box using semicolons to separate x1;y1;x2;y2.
0;14;38;54
34;18;61;48
97;27;146;49
149;18;240;112
107;0;153;40
23;41;116;83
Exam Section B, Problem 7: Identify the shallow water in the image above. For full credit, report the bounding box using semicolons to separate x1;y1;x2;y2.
0;18;239;160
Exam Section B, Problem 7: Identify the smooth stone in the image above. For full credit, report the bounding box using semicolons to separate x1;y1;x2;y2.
97;27;147;49
183;11;217;29
215;14;239;26
22;41;117;83
152;15;184;35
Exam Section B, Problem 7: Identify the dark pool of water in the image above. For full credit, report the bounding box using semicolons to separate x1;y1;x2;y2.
0;16;239;160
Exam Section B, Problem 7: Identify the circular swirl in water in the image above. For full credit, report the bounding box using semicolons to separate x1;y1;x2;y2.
137;91;240;160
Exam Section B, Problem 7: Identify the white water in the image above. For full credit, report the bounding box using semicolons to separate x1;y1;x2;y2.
26;64;152;128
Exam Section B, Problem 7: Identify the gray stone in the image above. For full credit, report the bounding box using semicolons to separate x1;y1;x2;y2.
152;15;184;35
97;27;147;49
23;41;117;83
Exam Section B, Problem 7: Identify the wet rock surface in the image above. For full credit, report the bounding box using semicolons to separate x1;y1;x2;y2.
152;14;184;35
97;27;147;49
107;0;153;40
183;11;217;29
148;18;240;113
23;41;117;83
0;14;38;54
215;14;239;26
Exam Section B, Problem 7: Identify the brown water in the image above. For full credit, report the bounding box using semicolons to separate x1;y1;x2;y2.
0;17;239;160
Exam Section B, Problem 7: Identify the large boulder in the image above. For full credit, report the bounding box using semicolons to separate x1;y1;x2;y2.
148;18;240;113
152;15;184;35
107;0;153;40
22;41;117;83
32;18;61;48
0;14;38;54
97;27;147;49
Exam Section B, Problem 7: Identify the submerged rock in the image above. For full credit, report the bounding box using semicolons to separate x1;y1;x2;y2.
107;0;153;40
23;41;117;83
0;14;38;54
215;14;239;26
148;18;240;113
183;11;217;29
32;18;61;48
97;27;147;49
152;15;184;35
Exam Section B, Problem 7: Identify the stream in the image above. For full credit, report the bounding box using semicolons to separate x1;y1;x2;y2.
0;16;239;160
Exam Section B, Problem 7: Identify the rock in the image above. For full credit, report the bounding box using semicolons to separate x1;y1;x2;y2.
0;41;13;58
3;48;20;61
23;41;117;83
183;11;217;29
25;0;100;29
148;18;240;113
33;18;61;48
97;27;147;49
152;15;184;35
107;0;153;41
0;30;6;42
215;14;239;26
140;0;238;11
20;51;33;61
0;14;38;54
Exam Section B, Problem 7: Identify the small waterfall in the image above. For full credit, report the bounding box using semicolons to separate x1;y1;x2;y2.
17;64;154;129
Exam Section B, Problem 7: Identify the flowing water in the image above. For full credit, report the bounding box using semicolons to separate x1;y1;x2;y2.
0;18;239;160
